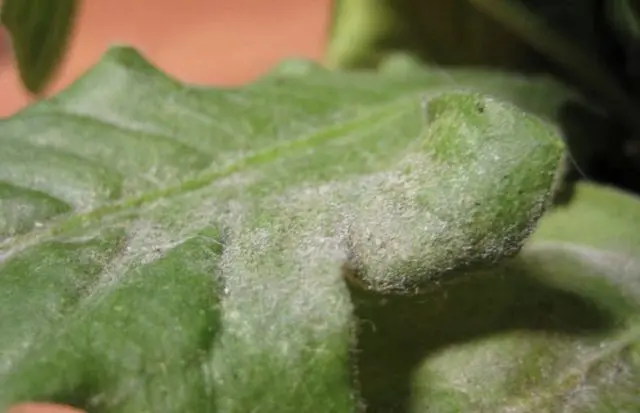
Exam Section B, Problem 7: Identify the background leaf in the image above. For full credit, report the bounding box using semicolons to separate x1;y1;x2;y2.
0;47;638;412
326;0;629;113
1;0;79;94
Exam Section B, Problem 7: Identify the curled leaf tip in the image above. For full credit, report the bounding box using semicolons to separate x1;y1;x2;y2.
341;93;564;293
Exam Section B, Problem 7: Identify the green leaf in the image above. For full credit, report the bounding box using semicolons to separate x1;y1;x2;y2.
326;0;538;70
1;0;78;94
0;48;638;412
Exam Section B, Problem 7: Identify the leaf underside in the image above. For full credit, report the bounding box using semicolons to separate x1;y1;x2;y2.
0;48;638;412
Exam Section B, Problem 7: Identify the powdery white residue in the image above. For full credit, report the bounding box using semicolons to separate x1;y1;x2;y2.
86;217;195;296
210;204;356;413
338;157;452;291
268;152;493;293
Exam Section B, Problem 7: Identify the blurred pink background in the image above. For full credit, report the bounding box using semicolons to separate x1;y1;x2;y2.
0;0;330;116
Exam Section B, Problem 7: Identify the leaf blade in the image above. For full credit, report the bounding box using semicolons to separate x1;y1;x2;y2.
0;49;637;412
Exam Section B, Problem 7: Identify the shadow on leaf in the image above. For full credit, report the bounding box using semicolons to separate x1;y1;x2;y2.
348;257;618;413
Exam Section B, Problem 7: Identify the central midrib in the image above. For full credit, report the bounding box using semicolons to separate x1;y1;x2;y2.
0;94;419;253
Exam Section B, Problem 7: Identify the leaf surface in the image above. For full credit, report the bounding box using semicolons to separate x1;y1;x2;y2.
0;48;638;412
